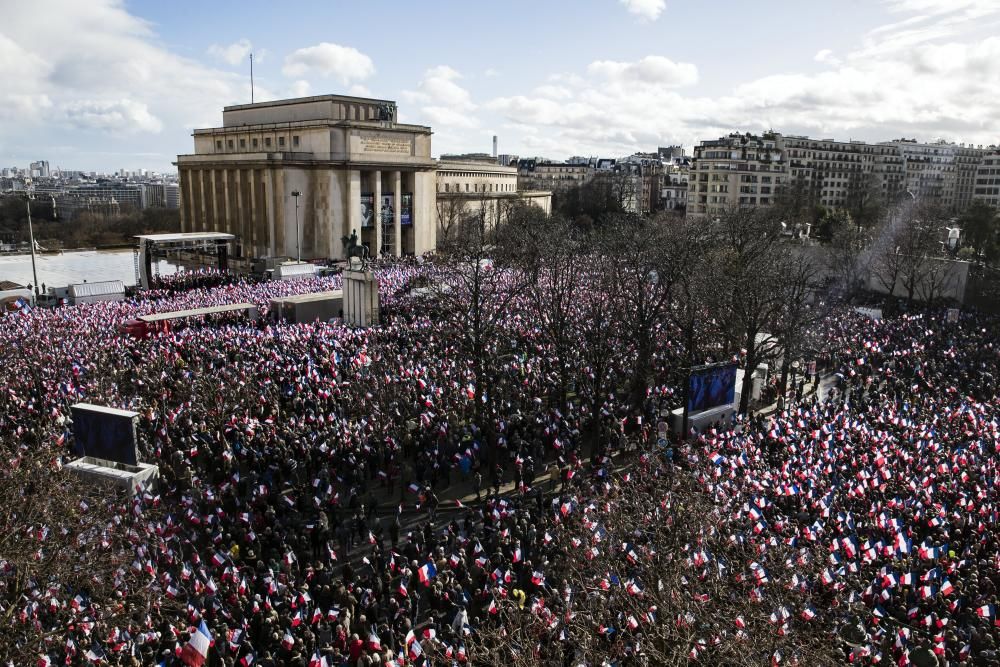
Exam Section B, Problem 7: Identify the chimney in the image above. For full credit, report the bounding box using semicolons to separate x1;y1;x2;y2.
492;135;498;159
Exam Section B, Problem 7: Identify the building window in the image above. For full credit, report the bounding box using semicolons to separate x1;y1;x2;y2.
216;140;222;150
252;138;258;148
466;184;470;192
293;135;300;147
278;137;285;147
239;139;246;149
227;139;234;149
265;137;271;148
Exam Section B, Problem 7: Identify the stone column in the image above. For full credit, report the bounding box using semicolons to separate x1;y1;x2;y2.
198;170;208;231
248;168;257;257
221;168;231;236
209;169;219;232
179;169;191;232
267;169;277;257
235;169;244;257
373;170;382;257
348;169;361;246
393;171;402;257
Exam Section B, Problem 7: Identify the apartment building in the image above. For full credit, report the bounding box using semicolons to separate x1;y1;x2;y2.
517;160;595;192
689;132;995;218
783;136;905;208
661;159;689;211
687;132;785;217
974;153;1000;208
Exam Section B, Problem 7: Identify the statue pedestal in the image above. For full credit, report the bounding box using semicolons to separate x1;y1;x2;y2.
342;269;380;327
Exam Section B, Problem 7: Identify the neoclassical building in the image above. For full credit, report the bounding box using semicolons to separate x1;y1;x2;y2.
434;156;551;234
175;95;438;261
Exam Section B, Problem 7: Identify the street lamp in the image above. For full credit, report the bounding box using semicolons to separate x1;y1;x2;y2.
291;190;301;262
24;190;40;297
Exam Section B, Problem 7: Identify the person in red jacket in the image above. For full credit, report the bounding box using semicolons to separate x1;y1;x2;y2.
348;633;364;663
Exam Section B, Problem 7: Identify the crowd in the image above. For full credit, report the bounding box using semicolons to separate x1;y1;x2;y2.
0;258;998;666
679;309;1000;664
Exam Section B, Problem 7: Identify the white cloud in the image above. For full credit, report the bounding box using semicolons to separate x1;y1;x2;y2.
62;99;163;133
348;84;373;98
484;68;500;78
532;85;573;100
485;1;1000;161
282;42;375;83
404;66;475;110
814;49;841;66
401;66;481;146
0;0;250;147
588;55;697;86
208;38;253;66
288;80;311;97
618;0;666;21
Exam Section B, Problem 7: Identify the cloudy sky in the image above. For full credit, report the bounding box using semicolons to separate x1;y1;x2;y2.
2;0;999;173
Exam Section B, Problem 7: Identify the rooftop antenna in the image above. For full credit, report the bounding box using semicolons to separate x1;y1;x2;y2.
250;52;254;104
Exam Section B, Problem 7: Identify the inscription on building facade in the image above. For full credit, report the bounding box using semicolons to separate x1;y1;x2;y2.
360;134;411;155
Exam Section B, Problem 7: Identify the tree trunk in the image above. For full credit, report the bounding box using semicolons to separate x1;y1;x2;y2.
779;355;790;399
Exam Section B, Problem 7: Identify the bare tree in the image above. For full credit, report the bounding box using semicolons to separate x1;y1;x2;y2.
518;215;586;410
602;215;695;413
433;204;535;453
436;195;471;248
573;244;627;453
707;208;787;414
896;206;947;302
825;223;872;299
773;251;824;397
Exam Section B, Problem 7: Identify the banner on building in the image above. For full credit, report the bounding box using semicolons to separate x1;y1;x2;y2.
360;194;374;228
401;193;413;226
381;194;394;226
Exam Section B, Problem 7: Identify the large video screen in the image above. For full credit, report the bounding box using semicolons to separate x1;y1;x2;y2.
71;405;139;466
687;363;737;414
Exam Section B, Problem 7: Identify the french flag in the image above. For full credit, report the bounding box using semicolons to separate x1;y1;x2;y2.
281;630;295;650
977;604;996;618
211;552;226;567
179;620;212;667
512;547;522;563
531;571;545;586
418;561;437;584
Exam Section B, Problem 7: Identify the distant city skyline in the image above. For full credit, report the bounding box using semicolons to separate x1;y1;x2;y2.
2;0;1000;173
